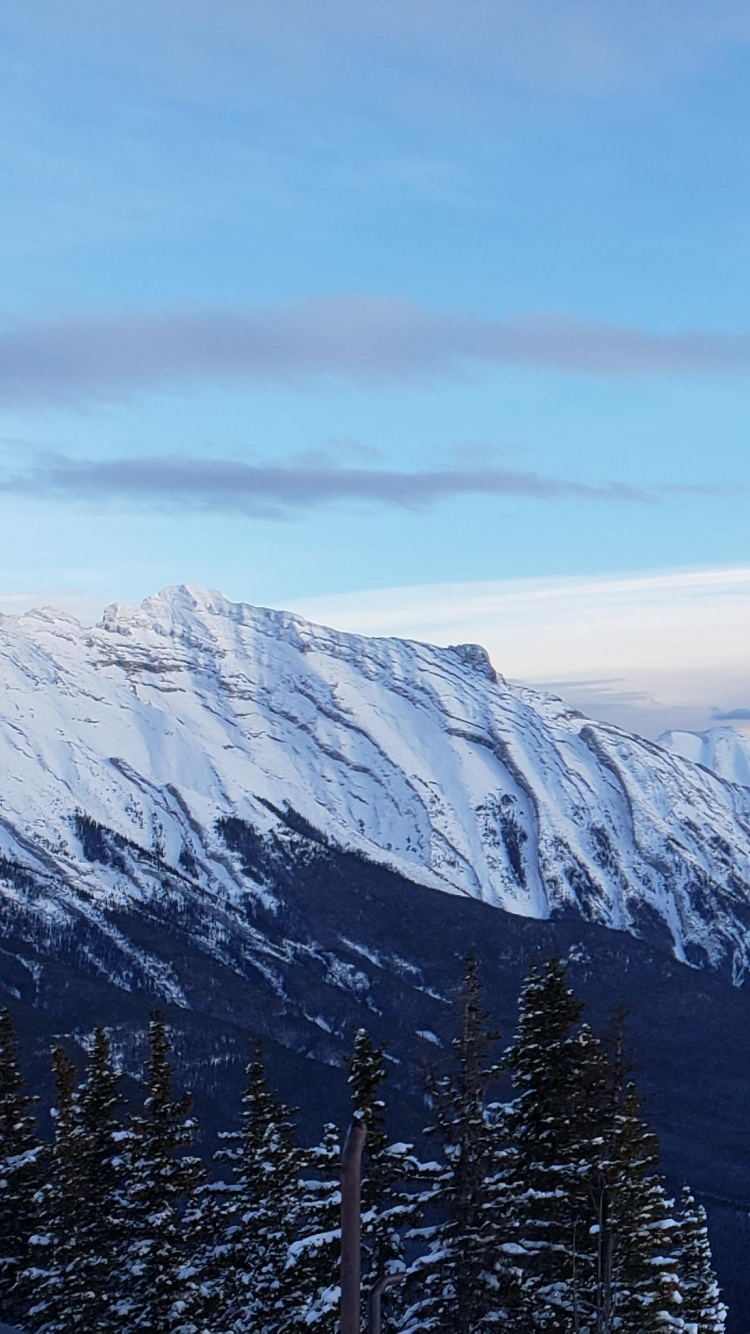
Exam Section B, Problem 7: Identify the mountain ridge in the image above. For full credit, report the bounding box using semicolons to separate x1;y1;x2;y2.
2;583;750;986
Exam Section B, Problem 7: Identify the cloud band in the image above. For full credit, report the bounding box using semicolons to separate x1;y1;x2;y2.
3;298;750;404
0;451;652;516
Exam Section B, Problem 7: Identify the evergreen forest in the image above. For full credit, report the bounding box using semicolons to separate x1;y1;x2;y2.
0;959;726;1333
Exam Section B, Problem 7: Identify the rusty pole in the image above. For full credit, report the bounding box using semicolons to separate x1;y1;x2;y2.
340;1119;367;1334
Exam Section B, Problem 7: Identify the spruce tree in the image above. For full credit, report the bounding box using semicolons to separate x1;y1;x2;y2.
290;1122;342;1333
563;1019;626;1333
504;958;588;1331
602;1082;683;1333
177;1172;231;1334
214;1041;304;1333
577;1007;685;1332
71;1027;128;1332
349;1030;409;1286
27;1044;83;1334
24;1031;129;1334
0;1007;43;1326
676;1186;726;1334
116;1012;202;1334
505;960;686;1333
410;956;516;1334
292;1032;426;1333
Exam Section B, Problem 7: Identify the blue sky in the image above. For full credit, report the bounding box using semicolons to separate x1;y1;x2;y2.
1;1;749;733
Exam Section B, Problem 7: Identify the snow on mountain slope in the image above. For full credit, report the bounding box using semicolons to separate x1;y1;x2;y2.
658;727;750;790
2;584;750;986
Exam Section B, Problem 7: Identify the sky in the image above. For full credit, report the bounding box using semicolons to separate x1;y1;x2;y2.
1;1;749;737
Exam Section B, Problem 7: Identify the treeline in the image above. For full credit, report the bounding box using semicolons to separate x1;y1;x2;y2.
0;958;726;1333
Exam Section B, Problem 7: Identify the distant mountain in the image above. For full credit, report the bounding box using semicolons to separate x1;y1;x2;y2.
658;726;750;790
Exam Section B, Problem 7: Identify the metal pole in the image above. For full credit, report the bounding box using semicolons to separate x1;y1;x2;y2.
340;1119;366;1334
368;1271;405;1334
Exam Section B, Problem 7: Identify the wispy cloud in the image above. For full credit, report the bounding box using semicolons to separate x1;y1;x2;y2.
3;298;750;405
0;450;652;516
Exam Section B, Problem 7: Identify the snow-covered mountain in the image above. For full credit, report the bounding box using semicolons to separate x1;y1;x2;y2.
2;583;750;992
658;727;750;790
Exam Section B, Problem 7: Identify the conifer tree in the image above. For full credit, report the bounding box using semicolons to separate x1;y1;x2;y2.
0;1007;43;1326
215;1041;304;1333
349;1030;407;1286
24;1032;128;1334
290;1122;342;1333
571;1007;685;1333
503;958;588;1331
563;1019;629;1332
116;1012;202;1334
506;960;686;1333
601;1082;683;1333
410;957;516;1334
177;1172;232;1334
676;1186;726;1334
71;1027;128;1332
27;1044;83;1334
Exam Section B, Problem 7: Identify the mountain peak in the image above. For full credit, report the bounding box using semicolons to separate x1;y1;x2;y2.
102;582;234;626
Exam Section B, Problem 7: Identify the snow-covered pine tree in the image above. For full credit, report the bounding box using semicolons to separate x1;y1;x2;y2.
0;1008;43;1327
69;1027;129;1332
506;961;687;1334
26;1044;83;1334
288;1122;342;1334
504;958;600;1332
214;1040;304;1334
409;956;517;1334
564;1019;627;1332
349;1030;412;1289
578;1005;630;1333
600;1080;684;1333
116;1012;203;1334
25;1031;130;1334
550;1019;677;1334
675;1186;726;1334
575;1007;687;1333
176;1170;233;1334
